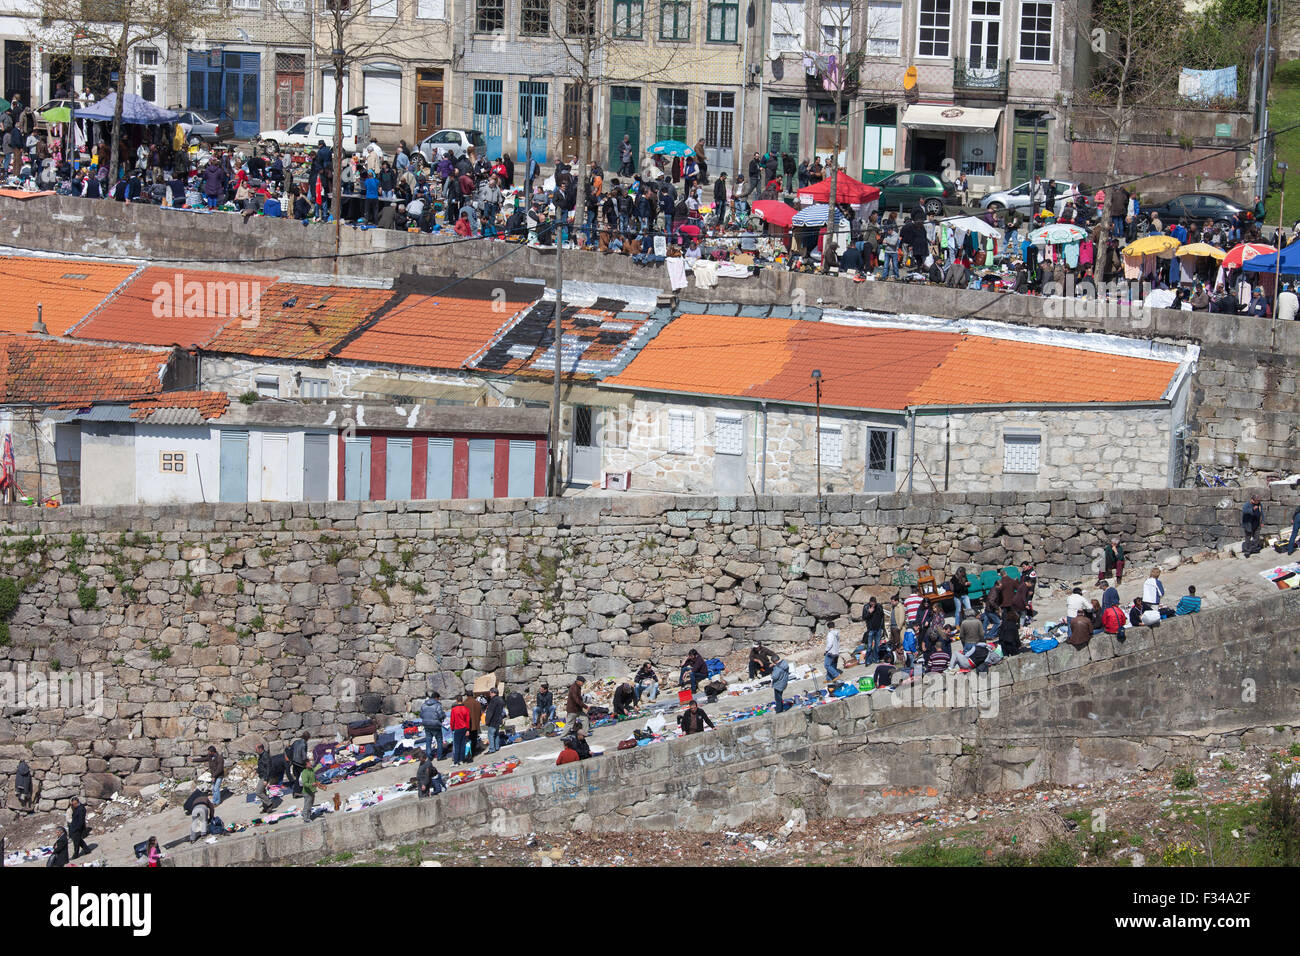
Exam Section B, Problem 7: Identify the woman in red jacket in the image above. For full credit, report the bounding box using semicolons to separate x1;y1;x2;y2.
448;697;471;766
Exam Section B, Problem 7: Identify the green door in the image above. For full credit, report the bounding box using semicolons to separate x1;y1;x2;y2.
1012;111;1048;185
766;98;800;158
608;86;640;172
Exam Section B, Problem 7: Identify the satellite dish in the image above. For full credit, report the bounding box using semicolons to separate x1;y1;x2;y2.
903;65;917;91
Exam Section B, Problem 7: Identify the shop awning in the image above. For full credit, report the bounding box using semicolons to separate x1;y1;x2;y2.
901;104;1002;132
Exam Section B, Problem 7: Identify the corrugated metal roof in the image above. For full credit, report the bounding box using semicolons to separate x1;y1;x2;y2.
140;407;208;426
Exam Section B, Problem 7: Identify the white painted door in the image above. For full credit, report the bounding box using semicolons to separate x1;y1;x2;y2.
261;434;290;501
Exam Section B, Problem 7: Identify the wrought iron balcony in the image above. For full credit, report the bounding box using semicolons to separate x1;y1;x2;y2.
953;57;1009;98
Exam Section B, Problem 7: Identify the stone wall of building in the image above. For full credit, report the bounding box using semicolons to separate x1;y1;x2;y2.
0;486;1295;811
169;588;1300;866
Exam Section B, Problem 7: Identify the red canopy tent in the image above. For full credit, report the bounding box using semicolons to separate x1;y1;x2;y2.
751;200;798;228
796;173;880;206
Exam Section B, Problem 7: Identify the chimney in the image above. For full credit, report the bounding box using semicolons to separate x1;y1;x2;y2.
32;303;47;335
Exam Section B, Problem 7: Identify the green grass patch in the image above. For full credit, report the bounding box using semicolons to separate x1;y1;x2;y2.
1264;58;1300;224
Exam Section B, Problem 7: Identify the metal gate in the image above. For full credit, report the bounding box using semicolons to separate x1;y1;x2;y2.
518;81;549;164
704;91;735;177
386;437;413;500
467;438;496;499
608;86;640;171
303;433;329;501
344;437;371;501
473;79;503;161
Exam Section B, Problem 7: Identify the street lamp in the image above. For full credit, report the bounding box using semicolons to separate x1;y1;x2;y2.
1274;161;1288;319
811;369;823;504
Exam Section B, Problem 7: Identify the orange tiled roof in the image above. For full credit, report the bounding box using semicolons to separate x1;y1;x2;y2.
334;292;536;371
129;390;230;420
205;282;394;360
604;315;1179;409
0;336;173;405
71;267;275;348
0;257;138;336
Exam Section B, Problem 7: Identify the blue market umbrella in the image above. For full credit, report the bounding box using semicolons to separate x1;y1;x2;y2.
791;203;845;226
647;140;695;157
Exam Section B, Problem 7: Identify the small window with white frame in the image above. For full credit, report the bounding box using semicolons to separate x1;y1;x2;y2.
232;0;260;10
255;375;280;398
1017;0;1054;62
669;410;695;454
715;413;743;455
1003;433;1041;473
818;425;843;469
300;377;328;399
160;451;186;474
136;48;159;66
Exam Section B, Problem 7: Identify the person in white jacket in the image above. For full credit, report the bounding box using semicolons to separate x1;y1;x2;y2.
824;627;842;682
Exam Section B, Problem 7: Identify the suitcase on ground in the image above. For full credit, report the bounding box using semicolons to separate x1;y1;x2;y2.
347;719;378;739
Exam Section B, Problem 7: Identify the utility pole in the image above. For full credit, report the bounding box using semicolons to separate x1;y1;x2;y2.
549;213;564;496
1274;161;1288;319
811;368;822;505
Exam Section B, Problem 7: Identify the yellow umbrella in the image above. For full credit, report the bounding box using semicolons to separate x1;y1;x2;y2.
1175;242;1226;260
1124;234;1182;257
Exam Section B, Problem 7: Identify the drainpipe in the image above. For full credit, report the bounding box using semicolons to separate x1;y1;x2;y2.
760;399;768;493
944;411;950;491
907;406;916;494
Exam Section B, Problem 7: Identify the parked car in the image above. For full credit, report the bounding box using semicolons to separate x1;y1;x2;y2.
1138;192;1246;230
875;170;956;216
257;108;371;154
419;128;488;163
174;108;235;145
980;179;1079;216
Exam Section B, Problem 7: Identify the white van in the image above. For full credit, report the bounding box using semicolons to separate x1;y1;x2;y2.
257;108;371;154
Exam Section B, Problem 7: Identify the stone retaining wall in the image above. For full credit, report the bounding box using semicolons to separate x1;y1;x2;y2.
0;486;1295;811
169;588;1300;866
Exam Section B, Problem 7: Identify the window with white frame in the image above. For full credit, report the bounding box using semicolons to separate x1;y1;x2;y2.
1003;433;1041;473
232;0;259;9
160;451;186;474
277;0;307;10
137;48;159;66
715;414;743;455
255;376;280;398
1018;0;1053;62
818;425;843;469
916;0;951;57
820;0;851;53
866;1;902;56
301;377;329;398
416;0;446;16
669;411;695;454
770;0;805;51
370;0;396;14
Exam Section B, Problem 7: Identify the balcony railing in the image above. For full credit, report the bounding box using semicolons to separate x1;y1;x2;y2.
953;57;1009;97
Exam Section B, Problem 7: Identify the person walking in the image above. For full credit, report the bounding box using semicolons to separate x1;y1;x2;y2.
420;692;446;760
48;827;69;867
483;687;506;754
448;695;471;765
565;677;588;733
713;172;728;225
288;732;309;796
771;657;791;713
824;626;842;682
300;760;321;821
619;135;634;177
68;796;90;859
253;742;276;813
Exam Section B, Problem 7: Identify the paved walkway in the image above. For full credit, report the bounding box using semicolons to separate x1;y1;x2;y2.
8;537;1292;866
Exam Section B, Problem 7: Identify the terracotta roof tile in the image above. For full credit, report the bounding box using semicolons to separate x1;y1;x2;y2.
334;292;538;371
129;390;230;420
205;282;393;360
0;336;173;405
72;267;275;348
0;257;138;336
605;315;1180;409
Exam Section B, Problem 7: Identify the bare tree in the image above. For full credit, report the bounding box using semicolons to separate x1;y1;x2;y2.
1076;0;1181;178
270;0;420;254
32;0;212;190
771;0;895;270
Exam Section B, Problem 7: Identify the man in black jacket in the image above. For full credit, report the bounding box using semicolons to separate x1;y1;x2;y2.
192;745;225;806
483;687;506;754
713;172;728;224
69;796;90;859
253;743;276;812
678;700;715;735
748;644;779;679
15;759;33;812
288;732;309;795
862;597;886;665
612;682;637;717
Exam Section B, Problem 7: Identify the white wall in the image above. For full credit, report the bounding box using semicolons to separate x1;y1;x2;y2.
134;425;218;504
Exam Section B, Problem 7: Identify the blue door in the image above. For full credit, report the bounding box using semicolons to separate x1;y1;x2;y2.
507;440;536;498
426;438;453;499
386;437;412;501
518;81;548;164
219;430;248;502
187;50;261;139
467;438;495;499
474;79;503;161
344;437;371;500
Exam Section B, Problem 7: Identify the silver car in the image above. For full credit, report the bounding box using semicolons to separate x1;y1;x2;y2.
980;179;1078;215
